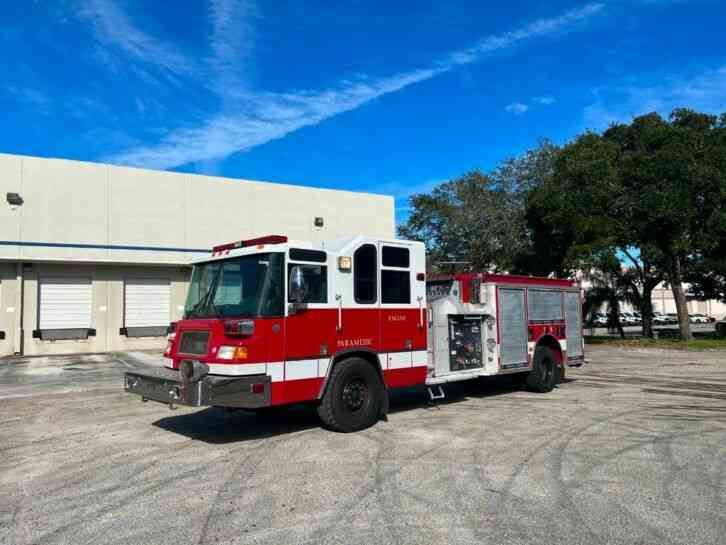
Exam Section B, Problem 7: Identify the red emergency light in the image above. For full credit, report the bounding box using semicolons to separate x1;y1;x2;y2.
212;235;288;253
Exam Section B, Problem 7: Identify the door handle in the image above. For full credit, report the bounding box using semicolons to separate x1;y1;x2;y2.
335;294;342;331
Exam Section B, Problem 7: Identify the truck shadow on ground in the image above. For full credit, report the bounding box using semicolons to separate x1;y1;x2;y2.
152;375;575;444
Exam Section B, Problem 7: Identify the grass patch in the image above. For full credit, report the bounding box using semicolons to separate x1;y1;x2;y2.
585;335;726;351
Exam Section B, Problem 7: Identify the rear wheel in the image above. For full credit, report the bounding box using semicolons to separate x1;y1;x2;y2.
317;357;383;432
525;346;558;393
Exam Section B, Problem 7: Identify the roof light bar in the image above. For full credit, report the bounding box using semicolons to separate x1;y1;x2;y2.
212;235;288;253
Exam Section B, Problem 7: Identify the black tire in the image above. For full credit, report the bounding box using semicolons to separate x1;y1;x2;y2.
317;357;383;432
525;346;558;393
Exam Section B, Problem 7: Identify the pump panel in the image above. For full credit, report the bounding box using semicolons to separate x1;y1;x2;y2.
448;315;483;371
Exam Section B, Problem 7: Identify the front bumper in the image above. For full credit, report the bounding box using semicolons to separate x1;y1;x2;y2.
124;367;271;409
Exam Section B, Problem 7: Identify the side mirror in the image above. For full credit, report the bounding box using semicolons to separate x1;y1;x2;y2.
288;266;308;314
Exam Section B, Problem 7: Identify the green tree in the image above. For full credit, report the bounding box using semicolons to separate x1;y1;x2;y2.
525;131;663;336
398;171;528;273
492;141;575;276
528;110;726;339
608;110;726;339
687;236;726;304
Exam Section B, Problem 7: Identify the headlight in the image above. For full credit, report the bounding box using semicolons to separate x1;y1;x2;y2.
217;346;248;360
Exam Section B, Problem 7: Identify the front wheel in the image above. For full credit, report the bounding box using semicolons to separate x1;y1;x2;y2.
525;346;558;393
317;357;384;432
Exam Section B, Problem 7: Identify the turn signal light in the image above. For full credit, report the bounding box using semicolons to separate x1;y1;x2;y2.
217;346;248;360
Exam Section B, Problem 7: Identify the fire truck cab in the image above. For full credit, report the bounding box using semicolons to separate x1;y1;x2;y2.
124;234;584;432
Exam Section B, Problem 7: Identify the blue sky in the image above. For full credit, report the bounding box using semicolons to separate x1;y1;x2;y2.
2;1;726;223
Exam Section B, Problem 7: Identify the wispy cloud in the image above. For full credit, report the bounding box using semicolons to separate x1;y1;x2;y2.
4;86;52;115
107;67;442;169
441;3;604;67
505;95;556;115
104;2;605;169
77;0;196;79
505;102;530;115
583;65;726;130
208;0;257;95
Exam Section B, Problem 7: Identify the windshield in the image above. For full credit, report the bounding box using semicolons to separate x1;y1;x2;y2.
184;252;284;319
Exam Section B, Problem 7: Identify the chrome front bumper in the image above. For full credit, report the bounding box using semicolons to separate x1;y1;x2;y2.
124;367;271;409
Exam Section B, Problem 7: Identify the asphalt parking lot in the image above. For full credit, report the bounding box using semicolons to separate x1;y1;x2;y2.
1;347;725;545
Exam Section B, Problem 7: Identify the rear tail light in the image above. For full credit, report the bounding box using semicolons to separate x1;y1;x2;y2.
251;383;265;394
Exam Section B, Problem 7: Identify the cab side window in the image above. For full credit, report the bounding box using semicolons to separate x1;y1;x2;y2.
287;264;327;303
381;246;411;304
354;244;377;304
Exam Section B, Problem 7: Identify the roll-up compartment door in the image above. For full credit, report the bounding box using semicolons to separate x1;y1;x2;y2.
528;289;563;321
123;278;171;337
498;287;528;368
38;277;93;340
565;291;583;358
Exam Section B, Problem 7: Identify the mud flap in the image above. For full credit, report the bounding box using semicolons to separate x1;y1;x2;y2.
379;386;389;421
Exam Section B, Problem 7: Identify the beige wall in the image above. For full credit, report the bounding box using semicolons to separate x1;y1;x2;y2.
0;263;19;355
0;153;395;265
0;153;395;356
0;263;189;356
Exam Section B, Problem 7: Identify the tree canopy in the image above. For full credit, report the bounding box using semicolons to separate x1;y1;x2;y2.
399;109;726;339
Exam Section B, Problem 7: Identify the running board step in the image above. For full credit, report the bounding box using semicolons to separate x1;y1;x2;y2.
428;385;445;401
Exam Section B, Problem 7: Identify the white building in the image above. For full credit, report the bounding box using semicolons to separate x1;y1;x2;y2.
650;284;726;319
0;153;394;356
580;274;726;320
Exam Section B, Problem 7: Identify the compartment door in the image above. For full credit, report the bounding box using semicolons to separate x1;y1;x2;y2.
565;291;583;358
498;287;528;369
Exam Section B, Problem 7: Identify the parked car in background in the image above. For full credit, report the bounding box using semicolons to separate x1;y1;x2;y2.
620;312;639;326
689;314;710;324
692;313;715;323
623;311;641;325
590;312;608;326
653;312;669;325
665;313;679;324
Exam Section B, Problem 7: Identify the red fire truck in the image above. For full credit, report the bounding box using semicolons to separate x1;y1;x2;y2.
124;234;584;432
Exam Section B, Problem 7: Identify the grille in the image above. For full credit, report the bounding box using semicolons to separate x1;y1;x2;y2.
179;331;210;355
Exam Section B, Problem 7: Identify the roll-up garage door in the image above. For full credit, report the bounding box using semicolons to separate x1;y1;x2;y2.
38;277;93;340
124;278;171;337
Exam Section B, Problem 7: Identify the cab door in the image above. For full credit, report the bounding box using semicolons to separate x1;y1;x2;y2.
283;248;335;402
378;242;426;383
